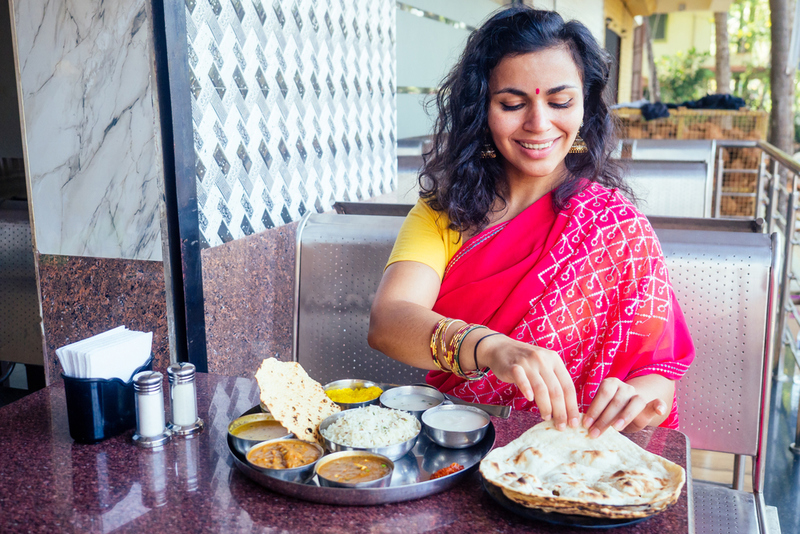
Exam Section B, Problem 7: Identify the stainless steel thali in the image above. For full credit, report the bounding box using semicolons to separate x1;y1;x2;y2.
228;405;496;506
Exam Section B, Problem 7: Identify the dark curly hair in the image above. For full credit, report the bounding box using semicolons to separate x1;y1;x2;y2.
419;6;631;233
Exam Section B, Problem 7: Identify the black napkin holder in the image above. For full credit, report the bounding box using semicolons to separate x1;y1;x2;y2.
62;355;154;444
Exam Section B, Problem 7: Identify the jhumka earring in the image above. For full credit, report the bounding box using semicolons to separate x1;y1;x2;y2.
569;122;588;154
480;140;497;159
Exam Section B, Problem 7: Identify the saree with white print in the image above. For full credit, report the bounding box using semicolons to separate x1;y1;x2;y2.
426;183;695;428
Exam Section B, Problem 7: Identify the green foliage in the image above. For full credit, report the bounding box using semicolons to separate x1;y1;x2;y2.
656;48;714;103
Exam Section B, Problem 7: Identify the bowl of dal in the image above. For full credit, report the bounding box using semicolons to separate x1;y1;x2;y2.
245;438;324;483
323;379;383;409
228;413;293;456
315;451;394;488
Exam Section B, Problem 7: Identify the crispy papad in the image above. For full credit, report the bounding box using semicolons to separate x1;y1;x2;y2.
254;357;340;445
479;418;685;519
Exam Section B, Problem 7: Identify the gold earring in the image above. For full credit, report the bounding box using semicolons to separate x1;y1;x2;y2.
480;142;497;159
569;122;588;154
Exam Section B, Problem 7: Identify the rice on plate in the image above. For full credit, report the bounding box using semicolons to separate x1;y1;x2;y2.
321;405;421;447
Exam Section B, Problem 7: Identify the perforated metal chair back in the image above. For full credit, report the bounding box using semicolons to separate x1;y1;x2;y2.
293;212;427;385
656;228;775;463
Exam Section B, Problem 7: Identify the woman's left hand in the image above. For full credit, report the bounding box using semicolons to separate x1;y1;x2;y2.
583;375;675;438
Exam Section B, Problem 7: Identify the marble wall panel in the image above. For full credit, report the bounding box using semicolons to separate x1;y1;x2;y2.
13;0;164;261
201;223;297;377
37;255;169;383
187;0;396;248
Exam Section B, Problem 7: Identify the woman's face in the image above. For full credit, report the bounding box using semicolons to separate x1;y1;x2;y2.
487;46;584;190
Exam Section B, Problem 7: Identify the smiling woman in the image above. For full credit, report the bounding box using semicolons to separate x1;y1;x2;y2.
368;5;695;440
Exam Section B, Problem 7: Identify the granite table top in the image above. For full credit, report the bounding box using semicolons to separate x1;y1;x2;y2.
0;373;692;533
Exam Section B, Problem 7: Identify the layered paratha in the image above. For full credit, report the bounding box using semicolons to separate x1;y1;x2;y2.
480;418;685;519
254;358;340;444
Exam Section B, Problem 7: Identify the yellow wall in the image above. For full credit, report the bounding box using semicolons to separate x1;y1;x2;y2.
604;0;636;103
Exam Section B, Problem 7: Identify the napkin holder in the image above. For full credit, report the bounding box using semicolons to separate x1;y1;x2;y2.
62;355;154;444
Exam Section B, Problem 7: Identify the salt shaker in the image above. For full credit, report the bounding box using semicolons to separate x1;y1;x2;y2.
167;363;204;436
132;371;171;448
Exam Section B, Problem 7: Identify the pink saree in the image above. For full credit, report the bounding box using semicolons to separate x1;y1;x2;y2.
426;183;695;428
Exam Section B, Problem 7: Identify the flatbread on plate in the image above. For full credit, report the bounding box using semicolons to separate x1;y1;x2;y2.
479;417;685;519
254;357;340;444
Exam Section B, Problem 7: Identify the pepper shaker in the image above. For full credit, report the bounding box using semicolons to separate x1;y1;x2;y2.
132;371;171;448
167;363;204;436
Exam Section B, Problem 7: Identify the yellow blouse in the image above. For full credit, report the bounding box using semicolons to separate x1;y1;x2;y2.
386;199;463;280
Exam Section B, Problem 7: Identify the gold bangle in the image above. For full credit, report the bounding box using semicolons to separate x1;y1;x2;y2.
452;325;487;379
439;319;463;371
429;318;448;371
447;323;474;377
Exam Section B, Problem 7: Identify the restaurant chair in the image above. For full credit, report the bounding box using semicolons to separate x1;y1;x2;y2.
657;227;779;534
293;212;424;386
623;139;717;218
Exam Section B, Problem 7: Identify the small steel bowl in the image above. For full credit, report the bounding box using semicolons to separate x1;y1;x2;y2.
318;409;420;461
323;379;383;410
379;385;444;420
421;405;490;449
315;451;394;488
228;413;293;456
245;438;324;483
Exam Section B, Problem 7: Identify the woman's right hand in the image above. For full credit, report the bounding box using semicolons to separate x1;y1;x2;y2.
476;333;580;430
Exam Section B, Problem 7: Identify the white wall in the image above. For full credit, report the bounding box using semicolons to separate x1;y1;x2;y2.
396;0;607;139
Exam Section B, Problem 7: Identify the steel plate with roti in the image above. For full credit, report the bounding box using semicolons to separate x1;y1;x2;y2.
479;418;686;524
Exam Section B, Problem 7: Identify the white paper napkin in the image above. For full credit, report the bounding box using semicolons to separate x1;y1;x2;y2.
56;326;152;381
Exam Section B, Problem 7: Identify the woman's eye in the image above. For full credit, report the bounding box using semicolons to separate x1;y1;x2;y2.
550;100;573;109
500;102;525;111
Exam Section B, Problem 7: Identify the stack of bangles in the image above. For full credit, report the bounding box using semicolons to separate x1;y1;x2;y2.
430;318;501;381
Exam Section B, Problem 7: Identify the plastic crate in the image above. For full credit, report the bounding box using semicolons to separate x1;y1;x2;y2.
614;108;768;141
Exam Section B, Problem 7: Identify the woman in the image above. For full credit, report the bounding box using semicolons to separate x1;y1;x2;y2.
368;7;694;437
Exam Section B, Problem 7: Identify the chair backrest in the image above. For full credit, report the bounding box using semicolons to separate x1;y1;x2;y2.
629;139;716;164
294;212;426;385
294;213;776;488
627;139;717;218
657;229;775;461
622;160;710;218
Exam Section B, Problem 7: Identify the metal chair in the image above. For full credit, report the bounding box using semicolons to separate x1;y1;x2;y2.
293;212;780;532
293;212;424;385
628;139;717;217
621;159;710;218
657;227;778;534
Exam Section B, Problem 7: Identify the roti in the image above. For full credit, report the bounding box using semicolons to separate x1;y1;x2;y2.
479;417;685;519
254;358;341;444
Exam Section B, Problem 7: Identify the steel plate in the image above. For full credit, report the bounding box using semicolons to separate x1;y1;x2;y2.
228;408;496;505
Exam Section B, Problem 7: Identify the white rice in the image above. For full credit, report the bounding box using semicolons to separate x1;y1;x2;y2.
321;405;421;447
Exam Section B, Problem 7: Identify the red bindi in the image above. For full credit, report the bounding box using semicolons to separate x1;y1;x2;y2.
536;88;540;94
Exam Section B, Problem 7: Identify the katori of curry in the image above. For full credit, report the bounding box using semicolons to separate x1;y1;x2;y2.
317;455;391;483
247;440;320;469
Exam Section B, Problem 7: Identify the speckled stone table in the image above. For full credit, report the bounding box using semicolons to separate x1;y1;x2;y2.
0;374;692;533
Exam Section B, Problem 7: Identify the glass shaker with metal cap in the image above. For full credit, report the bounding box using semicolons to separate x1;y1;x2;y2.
167;362;204;436
132;371;171;448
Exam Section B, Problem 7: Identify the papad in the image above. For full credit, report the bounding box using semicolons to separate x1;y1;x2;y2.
254;357;340;444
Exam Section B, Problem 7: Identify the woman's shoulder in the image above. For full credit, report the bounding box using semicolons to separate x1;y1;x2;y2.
408;197;454;232
569;181;643;217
